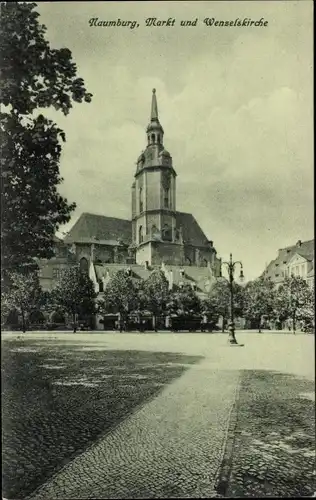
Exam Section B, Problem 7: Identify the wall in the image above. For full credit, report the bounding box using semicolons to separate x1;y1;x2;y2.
145;171;161;210
151;241;184;266
136;243;152;265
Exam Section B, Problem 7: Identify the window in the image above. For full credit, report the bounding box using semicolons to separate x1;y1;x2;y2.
162;223;172;242
139;225;143;243
139;187;143;213
151;133;155;144
164;188;169;208
275;273;279;277
80;257;89;274
52;268;62;279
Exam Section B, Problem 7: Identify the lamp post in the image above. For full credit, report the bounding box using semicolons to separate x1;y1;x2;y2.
221;253;244;345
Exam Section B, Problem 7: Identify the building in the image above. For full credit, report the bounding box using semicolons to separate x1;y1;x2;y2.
37;236;76;292
39;90;222;305
263;239;314;288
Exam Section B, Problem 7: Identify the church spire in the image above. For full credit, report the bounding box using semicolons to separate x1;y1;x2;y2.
151;88;158;121
147;89;164;145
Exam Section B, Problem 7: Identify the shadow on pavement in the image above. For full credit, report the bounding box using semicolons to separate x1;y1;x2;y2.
2;338;202;499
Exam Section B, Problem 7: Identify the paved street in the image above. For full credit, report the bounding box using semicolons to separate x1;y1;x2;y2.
1;331;315;499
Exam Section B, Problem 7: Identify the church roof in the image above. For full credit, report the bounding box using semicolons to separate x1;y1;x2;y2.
63;213;132;245
63;211;212;249
176;212;211;248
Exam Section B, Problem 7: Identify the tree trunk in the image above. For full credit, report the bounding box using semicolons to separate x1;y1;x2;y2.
222;316;225;333
152;314;157;332
73;312;77;333
21;309;26;333
293;312;296;334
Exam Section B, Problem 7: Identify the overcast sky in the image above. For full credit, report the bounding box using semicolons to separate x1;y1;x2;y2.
38;1;313;281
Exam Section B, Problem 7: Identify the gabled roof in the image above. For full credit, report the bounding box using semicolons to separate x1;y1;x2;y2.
63;213;132;245
94;263;153;281
163;265;213;292
287;251;314;265
264;239;314;280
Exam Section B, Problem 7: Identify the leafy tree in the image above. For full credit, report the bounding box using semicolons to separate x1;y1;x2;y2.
98;270;140;322
243;276;276;332
274;276;313;333
0;2;92;275
201;295;220;330
51;266;96;332
206;279;244;332
168;284;201;316
1;271;43;332
143;269;170;331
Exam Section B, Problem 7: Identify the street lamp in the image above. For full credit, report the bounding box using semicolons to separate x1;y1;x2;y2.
221;253;244;345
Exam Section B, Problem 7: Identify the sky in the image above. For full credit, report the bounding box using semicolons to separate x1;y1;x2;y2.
37;1;313;281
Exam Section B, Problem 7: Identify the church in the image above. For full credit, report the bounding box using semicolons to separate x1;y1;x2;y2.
39;90;222;302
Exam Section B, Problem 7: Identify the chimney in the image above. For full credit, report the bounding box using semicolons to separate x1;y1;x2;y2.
296;240;302;247
208;240;213;248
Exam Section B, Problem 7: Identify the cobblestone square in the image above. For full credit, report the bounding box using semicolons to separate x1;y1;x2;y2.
1;331;315;498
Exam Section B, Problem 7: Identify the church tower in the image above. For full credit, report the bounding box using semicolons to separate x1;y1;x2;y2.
131;89;184;265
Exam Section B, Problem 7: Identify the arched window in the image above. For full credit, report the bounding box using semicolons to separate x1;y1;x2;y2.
139;187;143;212
139;225;143;244
157;134;161;144
162;224;172;242
80;257;89;274
164;188;170;208
151;133;155;144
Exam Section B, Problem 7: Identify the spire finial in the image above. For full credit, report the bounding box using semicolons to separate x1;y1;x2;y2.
151;88;158;121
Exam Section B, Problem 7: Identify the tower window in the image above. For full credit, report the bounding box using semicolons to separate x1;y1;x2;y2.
162;223;172;242
164;188;170;208
151;133;155;144
139;225;143;244
157;134;161;144
139;187;143;212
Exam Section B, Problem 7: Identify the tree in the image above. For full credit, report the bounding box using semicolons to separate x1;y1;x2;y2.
206;279;244;332
143;269;170;331
0;2;92;275
1;271;43;332
51;266;96;332
168;284;201;316
98;270;140;323
274;276;313;333
243;276;276;332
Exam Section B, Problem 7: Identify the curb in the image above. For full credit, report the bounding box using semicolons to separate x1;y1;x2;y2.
214;374;242;497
